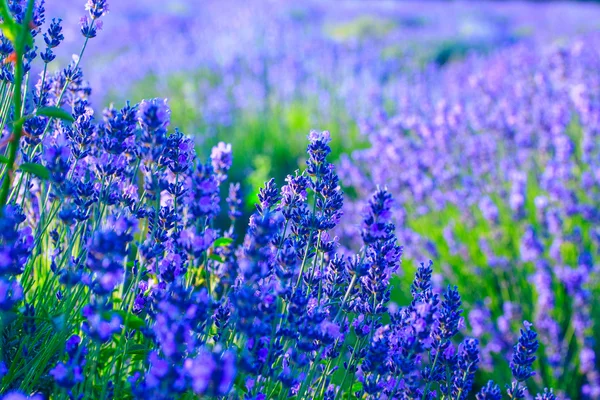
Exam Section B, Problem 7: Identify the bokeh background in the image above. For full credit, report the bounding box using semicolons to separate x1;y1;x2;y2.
45;0;600;207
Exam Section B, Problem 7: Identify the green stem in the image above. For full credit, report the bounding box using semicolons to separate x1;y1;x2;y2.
0;0;15;24
334;274;357;322
39;32;91;138
422;346;443;400
0;0;35;213
336;336;362;400
37;62;47;107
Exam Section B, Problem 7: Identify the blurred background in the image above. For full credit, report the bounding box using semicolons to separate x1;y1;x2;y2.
45;0;600;209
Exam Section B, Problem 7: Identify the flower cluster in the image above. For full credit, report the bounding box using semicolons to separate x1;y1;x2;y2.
0;1;571;399
340;27;600;398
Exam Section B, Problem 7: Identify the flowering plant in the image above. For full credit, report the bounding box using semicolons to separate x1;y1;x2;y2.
0;1;557;399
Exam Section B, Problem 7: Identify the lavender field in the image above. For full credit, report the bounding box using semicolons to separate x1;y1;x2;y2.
0;0;599;399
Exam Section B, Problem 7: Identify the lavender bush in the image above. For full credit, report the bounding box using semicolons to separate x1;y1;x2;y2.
340;28;600;400
0;1;558;399
41;1;600;213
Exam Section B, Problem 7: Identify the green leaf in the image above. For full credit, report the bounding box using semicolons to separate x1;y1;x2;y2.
213;237;233;247
0;1;16;26
0;155;9;164
0;20;20;42
98;347;116;366
35;106;75;123
19;163;50;180
209;254;225;263
0;20;33;49
127;344;149;356
113;310;146;330
132;353;147;362
351;382;363;393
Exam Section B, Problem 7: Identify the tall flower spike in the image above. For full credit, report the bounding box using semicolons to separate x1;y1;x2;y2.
438;285;463;341
85;0;109;20
477;381;502;400
306;130;332;176
452;338;480;399
256;178;280;214
211;141;233;181
138;98;170;131
361;187;394;245
422;284;463;393
411;260;433;303
43;18;64;49
507;321;539;399
535;389;557;400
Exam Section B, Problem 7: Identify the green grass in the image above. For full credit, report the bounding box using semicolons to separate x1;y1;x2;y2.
325;15;397;42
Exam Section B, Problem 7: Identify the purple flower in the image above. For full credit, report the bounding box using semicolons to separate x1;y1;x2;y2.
226;182;243;228
507;322;539;398
0;392;44;400
49;335;86;389
184;349;236;396
0;205;34;276
320;320;342;342
451;338;480;399
44;18;64;49
82;304;122;342
138;98;170;131
0;278;23;311
85;0;109;19
80;15;102;38
210;142;233;180
85;217;135;294
477;381;502;400
185;351;215;394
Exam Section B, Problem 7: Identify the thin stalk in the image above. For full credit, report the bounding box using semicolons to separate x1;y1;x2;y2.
0;0;36;212
36;62;47;107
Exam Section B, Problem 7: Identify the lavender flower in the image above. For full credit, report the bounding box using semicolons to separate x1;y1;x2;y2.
536;388;557;400
137;98;170;131
0;1;568;397
0;392;44;400
451;338;480;399
477;381;503;400
507;322;540;398
85;0;109;20
210;141;233;181
49;335;87;389
0;278;23;310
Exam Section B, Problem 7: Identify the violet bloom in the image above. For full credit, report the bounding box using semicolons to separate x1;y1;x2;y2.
81;304;122;342
210;142;233;180
184;349;236;396
49;335;86;389
0;392;44;400
137;98;170;131
0;205;34;277
85;217;135;294
0;278;23;311
507;321;540;398
85;0;109;20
